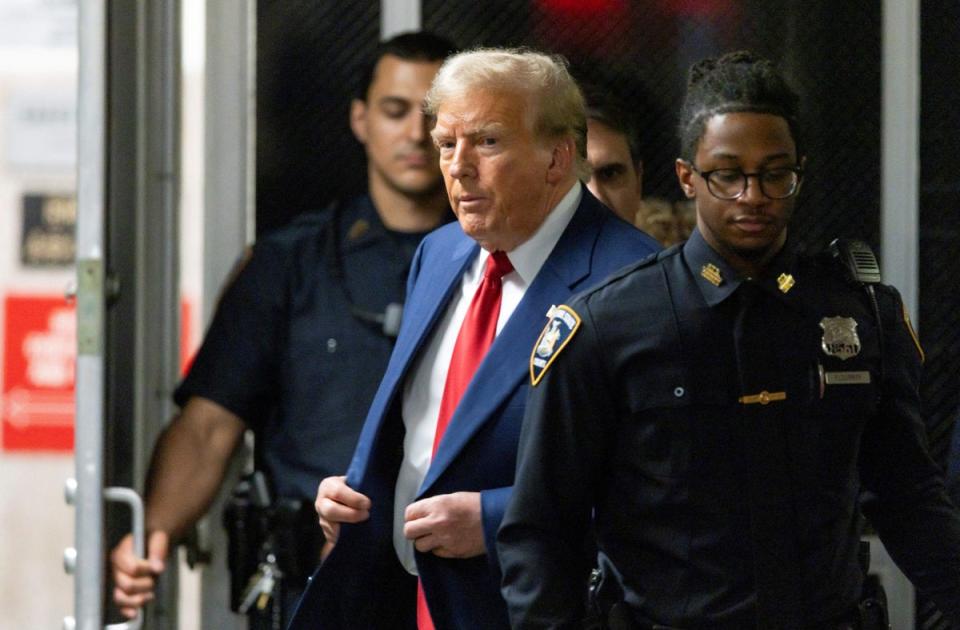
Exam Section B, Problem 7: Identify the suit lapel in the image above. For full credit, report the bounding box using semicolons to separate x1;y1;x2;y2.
420;194;605;493
394;235;477;374
349;231;477;490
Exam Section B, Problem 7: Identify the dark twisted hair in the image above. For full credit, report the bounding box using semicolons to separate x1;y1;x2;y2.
678;51;803;162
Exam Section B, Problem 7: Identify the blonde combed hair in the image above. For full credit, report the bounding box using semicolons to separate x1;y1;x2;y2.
425;47;589;180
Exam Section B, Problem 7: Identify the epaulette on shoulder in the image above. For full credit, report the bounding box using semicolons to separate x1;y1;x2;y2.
287;205;336;231
633;242;682;270
259;205;337;250
254;209;333;266
580;244;674;301
264;207;329;235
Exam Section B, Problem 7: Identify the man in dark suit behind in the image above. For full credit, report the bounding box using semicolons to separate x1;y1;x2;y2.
287;48;660;629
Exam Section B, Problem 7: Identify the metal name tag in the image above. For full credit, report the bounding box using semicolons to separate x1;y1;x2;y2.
824;371;871;385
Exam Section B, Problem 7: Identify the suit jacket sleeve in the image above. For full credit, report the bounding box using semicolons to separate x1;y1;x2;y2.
481;486;512;571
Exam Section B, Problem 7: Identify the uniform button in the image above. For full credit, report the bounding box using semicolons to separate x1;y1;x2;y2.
673;386;685;398
326;338;337;353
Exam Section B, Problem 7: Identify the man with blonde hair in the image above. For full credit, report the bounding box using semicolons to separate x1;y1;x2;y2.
288;48;658;629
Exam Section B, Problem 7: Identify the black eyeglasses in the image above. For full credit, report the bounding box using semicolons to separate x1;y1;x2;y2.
687;163;803;200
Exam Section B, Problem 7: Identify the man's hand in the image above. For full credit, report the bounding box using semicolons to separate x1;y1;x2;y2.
403;491;486;559
315;475;372;560
110;530;170;619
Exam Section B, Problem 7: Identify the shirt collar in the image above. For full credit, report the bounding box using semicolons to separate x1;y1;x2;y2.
498;182;581;286
683;227;802;307
683;227;743;307
753;237;801;303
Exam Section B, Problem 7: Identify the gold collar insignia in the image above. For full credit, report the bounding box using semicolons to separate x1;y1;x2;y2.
777;273;795;294
701;263;723;287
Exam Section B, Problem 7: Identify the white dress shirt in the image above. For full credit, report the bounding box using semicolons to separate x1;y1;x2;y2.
392;182;583;573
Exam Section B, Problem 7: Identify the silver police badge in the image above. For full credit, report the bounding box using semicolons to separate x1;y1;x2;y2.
820;316;861;360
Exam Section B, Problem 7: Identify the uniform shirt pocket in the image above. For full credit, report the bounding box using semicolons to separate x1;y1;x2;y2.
619;362;728;481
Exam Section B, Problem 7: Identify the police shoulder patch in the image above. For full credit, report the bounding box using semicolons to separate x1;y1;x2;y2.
901;301;925;363
530;304;581;386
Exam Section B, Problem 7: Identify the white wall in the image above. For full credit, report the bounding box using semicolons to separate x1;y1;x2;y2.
0;1;78;625
0;0;206;626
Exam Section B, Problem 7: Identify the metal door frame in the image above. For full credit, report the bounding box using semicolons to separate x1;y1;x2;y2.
72;1;920;628
72;1;182;628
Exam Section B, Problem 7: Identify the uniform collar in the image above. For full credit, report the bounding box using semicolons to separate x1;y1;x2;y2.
683;228;802;307
751;237;801;304
683;228;743;307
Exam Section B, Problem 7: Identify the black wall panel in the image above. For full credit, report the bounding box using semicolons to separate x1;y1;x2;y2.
256;4;957;622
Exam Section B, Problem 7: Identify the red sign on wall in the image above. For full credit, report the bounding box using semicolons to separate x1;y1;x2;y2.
1;294;194;452
2;295;75;451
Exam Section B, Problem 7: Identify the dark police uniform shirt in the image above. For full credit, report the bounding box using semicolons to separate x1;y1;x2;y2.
499;228;960;628
175;195;430;501
946;404;960;507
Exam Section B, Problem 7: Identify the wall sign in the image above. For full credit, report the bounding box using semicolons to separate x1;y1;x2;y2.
2;295;75;451
21;193;76;267
1;295;195;452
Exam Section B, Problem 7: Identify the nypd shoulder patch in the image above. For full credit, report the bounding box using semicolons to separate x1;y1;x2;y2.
530;304;581;386
901;301;925;363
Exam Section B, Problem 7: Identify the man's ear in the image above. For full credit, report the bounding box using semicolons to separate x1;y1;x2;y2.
350;98;368;145
675;158;696;198
546;137;576;184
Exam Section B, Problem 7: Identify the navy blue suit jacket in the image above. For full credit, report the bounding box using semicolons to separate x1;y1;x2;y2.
288;189;659;629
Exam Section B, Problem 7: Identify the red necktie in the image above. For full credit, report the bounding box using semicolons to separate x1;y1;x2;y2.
417;250;513;630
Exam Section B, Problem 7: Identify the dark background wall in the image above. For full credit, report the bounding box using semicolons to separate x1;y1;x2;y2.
257;1;379;234
920;3;960;462
918;5;960;625
256;3;959;625
258;0;886;251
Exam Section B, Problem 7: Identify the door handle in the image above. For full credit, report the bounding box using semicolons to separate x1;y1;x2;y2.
63;481;145;630
104;487;145;630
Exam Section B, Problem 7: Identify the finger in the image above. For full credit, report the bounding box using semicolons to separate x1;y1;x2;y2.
404;496;436;522
145;531;169;573
321;476;372;511
413;534;440;553
315;477;338;515
112;532;168;578
113;569;158;596
317;496;369;524
111;553;154;579
113;585;155;609
431;546;457;559
319;519;340;544
403;514;435;542
110;536;147;576
119;607;138;620
320;540;335;562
